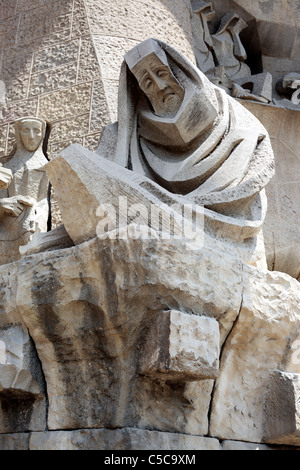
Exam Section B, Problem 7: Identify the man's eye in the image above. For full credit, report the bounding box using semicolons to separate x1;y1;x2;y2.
145;78;153;90
157;70;169;78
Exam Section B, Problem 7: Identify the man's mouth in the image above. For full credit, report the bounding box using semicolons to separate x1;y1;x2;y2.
163;92;175;103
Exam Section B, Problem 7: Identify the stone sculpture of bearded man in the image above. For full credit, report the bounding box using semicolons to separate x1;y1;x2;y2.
97;38;275;265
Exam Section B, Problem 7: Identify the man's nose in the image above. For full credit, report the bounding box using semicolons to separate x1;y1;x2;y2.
150;72;168;91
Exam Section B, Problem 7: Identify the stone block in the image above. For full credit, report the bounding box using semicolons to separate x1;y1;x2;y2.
16;1;73;45
48;115;90;150
29;427;221;450
1;98;38;126
19;225;74;256
29;62;77;96
1;54;32;102
93;36;140;81
209;266;300;445
140;310;220;381
0;16;18;48
90;79;111;131
0;433;29;451
32;39;80;73
263;371;300;446
77;36;102;83
0;323;47;434
38;83;92;122
222;440;275;450
8;232;242;432
85;0;128;38
0;0;17;20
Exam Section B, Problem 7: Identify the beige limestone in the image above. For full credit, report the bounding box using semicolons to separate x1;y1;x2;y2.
10;235;242;433
211;0;300;105
0;0;196;166
0;229;298;446
242;101;300;281
140;310;220;381
0;0;299;453
209;266;300;444
94;39;274;266
0;117;49;265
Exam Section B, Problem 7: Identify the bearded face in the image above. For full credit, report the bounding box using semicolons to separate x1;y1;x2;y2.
131;52;185;118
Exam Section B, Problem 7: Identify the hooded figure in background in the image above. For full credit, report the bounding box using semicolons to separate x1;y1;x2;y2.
97;38;275;263
0;116;49;265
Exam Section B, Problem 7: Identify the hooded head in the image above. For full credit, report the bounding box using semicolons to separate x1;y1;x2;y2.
124;39;218;147
125;39;185;118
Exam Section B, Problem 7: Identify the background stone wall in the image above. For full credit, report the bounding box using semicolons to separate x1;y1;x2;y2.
0;0;105;159
0;0;195;161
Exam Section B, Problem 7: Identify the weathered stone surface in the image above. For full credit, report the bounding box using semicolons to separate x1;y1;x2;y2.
209;266;300;445
0;302;47;434
19;225;74;256
0;433;30;451
263;371;300;446
29;62;78;97
32;40;80;73
242;101;300;281
1;234;243;433
0;0;299;453
29;427;221;450
140;310;220;381
38;83;92;123
221;440;276;450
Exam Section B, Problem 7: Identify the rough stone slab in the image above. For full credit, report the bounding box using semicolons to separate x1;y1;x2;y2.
209;266;300;445
7;235;242;433
0;433;30;450
241;101;300;282
19;224;74;256
29;428;221;450
222;440;278;450
140;310;219;381
39;83;92;122
263;371;300;446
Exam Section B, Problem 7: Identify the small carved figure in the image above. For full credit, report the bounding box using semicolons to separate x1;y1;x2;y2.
190;5;272;103
190;0;216;74
0;117;49;265
212;12;250;82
